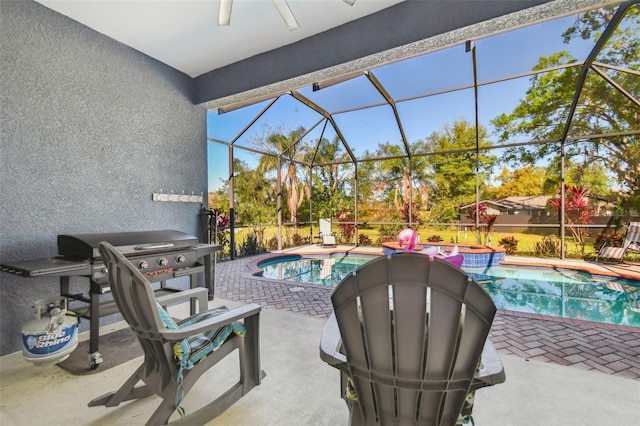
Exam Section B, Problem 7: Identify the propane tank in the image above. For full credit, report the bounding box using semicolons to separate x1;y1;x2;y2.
22;297;78;366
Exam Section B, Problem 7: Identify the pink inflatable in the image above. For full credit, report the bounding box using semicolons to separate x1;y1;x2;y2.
421;246;438;258
398;228;418;252
398;228;464;267
396;229;463;266
442;254;464;267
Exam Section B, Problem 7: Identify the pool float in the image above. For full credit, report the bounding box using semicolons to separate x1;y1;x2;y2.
398;228;419;252
397;229;463;266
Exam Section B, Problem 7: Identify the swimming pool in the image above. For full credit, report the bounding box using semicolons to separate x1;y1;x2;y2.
256;254;640;327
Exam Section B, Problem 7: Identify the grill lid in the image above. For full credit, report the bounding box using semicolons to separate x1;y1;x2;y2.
58;230;198;259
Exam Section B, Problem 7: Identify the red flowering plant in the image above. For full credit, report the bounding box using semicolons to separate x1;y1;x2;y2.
469;202;497;245
214;208;230;228
335;208;356;244
400;201;421;226
548;185;595;255
213;208;230;248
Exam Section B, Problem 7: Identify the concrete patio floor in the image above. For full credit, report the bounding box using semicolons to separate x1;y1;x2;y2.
1;299;638;426
1;247;639;425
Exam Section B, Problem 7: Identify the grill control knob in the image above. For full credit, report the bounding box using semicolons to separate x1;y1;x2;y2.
176;255;186;264
138;260;148;269
158;257;168;267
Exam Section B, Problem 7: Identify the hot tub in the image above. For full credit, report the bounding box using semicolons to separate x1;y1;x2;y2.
381;241;505;268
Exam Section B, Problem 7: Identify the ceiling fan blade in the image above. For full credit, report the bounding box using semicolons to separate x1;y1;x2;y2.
218;0;233;26
272;0;300;31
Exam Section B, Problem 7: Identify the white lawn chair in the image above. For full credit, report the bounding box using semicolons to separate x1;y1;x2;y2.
319;218;337;248
596;222;640;263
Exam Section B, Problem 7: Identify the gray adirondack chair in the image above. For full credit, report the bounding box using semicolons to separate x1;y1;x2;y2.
89;242;264;425
320;252;505;425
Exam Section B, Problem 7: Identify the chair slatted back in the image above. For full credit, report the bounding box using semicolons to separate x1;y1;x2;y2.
331;253;496;425
320;218;332;234
624;222;640;249
99;242;165;337
99;242;175;388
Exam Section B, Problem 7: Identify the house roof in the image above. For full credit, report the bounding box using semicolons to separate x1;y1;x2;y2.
460;196;552;211
500;196;552;210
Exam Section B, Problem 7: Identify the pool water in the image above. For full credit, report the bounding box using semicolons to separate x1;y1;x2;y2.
258;254;640;327
259;255;372;287
467;266;640;328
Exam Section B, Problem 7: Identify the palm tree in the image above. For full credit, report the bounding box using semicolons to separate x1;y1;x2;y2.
257;126;310;224
371;143;421;224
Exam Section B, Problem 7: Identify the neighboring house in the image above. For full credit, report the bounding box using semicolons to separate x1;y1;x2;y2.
591;195;618;216
461;195;618;217
494;196;552;216
460;196;552;217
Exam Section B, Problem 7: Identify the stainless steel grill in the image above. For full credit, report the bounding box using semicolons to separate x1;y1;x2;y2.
1;230;222;368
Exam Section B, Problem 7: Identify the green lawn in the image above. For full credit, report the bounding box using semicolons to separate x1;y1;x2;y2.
222;224;603;259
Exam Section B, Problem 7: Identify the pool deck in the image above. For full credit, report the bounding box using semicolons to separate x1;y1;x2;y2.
218;245;640;380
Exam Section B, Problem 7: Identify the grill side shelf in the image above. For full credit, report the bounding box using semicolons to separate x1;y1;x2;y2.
0;257;91;277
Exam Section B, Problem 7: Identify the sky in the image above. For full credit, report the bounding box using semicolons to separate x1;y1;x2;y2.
206;13;598;191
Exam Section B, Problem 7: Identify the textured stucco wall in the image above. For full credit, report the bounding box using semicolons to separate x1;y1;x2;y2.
0;1;206;356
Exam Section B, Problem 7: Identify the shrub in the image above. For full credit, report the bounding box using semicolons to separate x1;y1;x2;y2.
594;231;624;252
238;232;267;256
498;236;519;254
548;185;595;255
267;236;278;251
378;224;403;240
335;208;356;244
358;234;372;246
535;235;560;257
375;235;395;246
291;233;307;247
469;203;497;245
399;201;421;225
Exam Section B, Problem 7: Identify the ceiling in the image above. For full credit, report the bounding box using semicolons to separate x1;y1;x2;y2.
34;0;405;78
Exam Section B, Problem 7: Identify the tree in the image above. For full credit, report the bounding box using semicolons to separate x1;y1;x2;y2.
310;136;353;218
565;160;612;198
211;158;275;226
422;119;496;222
485;165;548;199
364;143;414;223
233;159;275;225
492;5;639;201
255;126;310;224
361;141;436;226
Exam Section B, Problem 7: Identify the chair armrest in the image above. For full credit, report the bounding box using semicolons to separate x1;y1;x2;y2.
160;303;262;341
321;312;506;385
156;287;209;313
320;313;348;372
471;339;506;391
625;241;640;249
